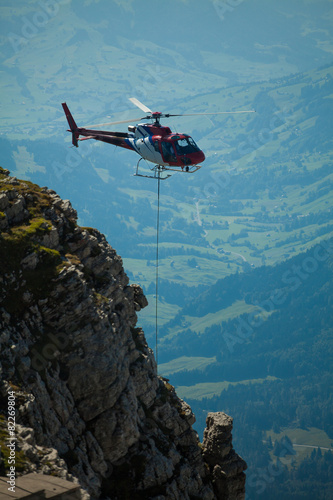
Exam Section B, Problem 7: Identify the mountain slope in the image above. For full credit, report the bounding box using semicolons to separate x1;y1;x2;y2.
0;167;247;500
158;241;333;499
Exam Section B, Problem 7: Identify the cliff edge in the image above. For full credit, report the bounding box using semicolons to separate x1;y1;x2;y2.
0;167;246;499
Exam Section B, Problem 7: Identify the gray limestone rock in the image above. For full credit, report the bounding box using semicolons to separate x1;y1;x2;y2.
202;412;247;500
0;170;247;500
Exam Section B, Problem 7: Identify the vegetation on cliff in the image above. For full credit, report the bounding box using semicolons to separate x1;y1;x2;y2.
0;168;246;499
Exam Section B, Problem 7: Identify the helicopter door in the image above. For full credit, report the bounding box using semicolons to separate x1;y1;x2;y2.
161;141;177;164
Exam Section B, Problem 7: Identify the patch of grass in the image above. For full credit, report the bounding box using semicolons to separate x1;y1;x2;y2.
0;167;10;178
0;415;30;474
0;176;64;314
0;217;52;272
93;291;109;306
176;376;280;400
159;356;216;376
266;426;333;466
158;378;175;405
0;233;62;314
81;226;99;236
166;300;263;339
65;252;81;266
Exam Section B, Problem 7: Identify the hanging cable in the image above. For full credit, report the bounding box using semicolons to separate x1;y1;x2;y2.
155;170;161;367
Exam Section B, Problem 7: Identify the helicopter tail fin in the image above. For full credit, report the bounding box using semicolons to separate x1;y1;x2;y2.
62;102;79;147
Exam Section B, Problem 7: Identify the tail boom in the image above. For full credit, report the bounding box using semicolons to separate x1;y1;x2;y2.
61;102;136;152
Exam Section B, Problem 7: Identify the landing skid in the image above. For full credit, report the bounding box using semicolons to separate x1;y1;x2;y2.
164;165;201;173
134;160;171;180
134;159;201;180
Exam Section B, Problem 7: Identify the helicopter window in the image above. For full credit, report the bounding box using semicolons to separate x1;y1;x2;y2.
161;141;176;162
188;137;200;150
174;137;200;155
153;140;160;152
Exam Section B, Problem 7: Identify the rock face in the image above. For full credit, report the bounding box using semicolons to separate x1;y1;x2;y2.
203;413;247;500
0;168;247;499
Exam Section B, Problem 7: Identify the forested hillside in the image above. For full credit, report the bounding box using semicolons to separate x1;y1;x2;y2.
1;1;333;498
159;243;333;498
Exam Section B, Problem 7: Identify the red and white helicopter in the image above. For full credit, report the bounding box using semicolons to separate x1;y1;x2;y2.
62;98;254;179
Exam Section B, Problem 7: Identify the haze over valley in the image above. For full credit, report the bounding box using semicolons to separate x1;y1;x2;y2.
1;1;333;498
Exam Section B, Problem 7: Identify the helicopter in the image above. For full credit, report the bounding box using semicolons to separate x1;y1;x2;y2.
62;98;254;180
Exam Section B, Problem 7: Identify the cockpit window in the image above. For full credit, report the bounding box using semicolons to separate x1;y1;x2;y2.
174;137;200;155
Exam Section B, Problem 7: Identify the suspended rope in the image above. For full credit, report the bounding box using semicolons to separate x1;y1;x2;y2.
155;170;161;367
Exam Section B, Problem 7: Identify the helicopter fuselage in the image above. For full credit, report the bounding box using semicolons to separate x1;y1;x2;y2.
126;123;205;168
62;103;205;172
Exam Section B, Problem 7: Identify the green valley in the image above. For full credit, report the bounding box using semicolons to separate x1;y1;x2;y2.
1;1;333;498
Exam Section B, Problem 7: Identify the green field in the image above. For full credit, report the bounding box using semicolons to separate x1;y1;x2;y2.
175;376;280;400
164;300;265;338
158;356;216;376
1;2;333;496
266;427;333;465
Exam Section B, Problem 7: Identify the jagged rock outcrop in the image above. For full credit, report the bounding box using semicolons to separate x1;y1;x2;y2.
203;413;247;500
0;167;246;499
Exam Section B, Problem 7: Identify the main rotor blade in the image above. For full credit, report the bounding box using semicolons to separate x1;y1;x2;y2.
166;110;256;117
83;116;145;128
129;97;152;114
83;109;255;128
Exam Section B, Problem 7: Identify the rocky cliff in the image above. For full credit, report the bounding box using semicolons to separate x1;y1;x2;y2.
0;167;246;499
